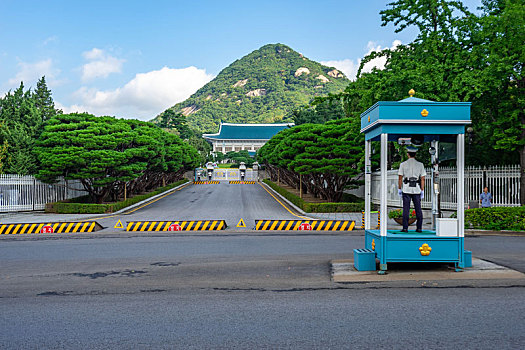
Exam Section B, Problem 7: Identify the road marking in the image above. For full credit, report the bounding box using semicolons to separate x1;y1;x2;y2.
236;219;246;228
114;220;124;229
257;182;310;220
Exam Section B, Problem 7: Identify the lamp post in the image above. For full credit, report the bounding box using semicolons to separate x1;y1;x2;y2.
466;127;474;154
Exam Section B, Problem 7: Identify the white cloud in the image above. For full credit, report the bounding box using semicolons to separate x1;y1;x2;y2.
42;35;59;46
360;40;402;74
320;59;359;80
8;59;61;87
321;40;402;80
81;48;125;81
61;66;214;121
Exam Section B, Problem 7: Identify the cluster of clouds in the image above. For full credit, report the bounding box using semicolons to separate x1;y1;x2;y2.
62;65;214;119
7;40;401;120
81;48;125;81
7;48;213;121
8;58;61;87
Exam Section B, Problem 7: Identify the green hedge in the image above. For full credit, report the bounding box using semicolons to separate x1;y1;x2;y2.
46;179;189;214
460;206;525;231
263;179;364;213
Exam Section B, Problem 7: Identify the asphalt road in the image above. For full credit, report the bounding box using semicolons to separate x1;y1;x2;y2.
1;234;525;349
1;182;525;348
94;182;307;230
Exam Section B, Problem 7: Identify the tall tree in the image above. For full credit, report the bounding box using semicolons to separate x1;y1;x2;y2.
472;0;525;203
0;83;41;174
290;94;347;125
33;76;60;122
157;109;193;140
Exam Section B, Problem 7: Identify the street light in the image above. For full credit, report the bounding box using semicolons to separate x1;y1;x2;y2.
466;127;474;154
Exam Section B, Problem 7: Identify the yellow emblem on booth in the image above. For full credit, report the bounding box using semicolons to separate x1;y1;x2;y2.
371;239;375;250
421;109;429;117
419;243;432;256
368;115;370;122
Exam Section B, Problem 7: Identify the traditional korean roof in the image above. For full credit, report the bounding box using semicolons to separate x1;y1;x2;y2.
202;123;294;141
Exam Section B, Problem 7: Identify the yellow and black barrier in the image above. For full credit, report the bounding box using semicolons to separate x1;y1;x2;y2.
193;181;220;184
0;221;103;235
126;220;227;231
229;181;256;184
361;211;380;229
254;220;355;231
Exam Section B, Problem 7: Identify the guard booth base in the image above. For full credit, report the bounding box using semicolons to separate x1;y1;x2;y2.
356;92;472;272
361;230;471;271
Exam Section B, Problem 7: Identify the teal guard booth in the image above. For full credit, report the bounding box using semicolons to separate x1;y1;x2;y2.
355;90;472;272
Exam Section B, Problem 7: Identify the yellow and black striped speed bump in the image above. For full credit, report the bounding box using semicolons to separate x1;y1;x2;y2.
254;220;355;231
126;220;227;231
229;181;256;184
193;181;220;184
0;222;103;235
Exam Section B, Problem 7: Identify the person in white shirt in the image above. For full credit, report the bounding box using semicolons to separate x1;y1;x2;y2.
398;146;426;232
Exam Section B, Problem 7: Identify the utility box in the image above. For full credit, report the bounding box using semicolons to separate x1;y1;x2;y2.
353;249;377;271
436;218;458;237
464;250;472;268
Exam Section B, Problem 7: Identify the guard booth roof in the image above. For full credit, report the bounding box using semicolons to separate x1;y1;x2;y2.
360;95;471;141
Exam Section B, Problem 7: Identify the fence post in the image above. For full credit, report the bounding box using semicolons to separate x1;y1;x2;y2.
32;177;36;211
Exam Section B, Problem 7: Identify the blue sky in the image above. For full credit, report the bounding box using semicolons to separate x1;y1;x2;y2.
0;0;482;121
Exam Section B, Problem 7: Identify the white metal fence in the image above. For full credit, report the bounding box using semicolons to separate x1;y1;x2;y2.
372;165;521;210
0;174;88;213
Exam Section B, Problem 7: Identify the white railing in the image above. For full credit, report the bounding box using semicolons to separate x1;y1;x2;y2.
372;165;521;209
0;174;88;213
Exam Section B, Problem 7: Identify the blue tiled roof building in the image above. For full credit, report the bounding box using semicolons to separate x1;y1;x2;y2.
203;123;293;155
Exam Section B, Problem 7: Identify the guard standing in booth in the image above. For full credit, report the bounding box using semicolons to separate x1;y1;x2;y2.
206;163;214;181
398;146;426;232
239;162;246;181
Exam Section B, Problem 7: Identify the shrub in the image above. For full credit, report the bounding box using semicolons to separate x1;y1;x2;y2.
46;179;189;214
452;207;525;231
388;208;416;219
263;179;364;213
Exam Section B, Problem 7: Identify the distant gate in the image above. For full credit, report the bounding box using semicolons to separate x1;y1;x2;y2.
212;169;254;181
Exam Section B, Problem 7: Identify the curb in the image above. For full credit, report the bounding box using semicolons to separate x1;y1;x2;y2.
260;181;310;216
113;180;190;214
465;229;525;236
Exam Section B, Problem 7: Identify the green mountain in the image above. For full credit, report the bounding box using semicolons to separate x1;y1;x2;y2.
155;43;349;133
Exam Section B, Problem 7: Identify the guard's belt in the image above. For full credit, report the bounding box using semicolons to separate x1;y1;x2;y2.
403;177;420;187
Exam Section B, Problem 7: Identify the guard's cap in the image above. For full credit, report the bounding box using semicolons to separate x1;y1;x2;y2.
406;146;418;153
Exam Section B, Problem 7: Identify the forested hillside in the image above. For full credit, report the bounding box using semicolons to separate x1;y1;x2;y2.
154;43;349;133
